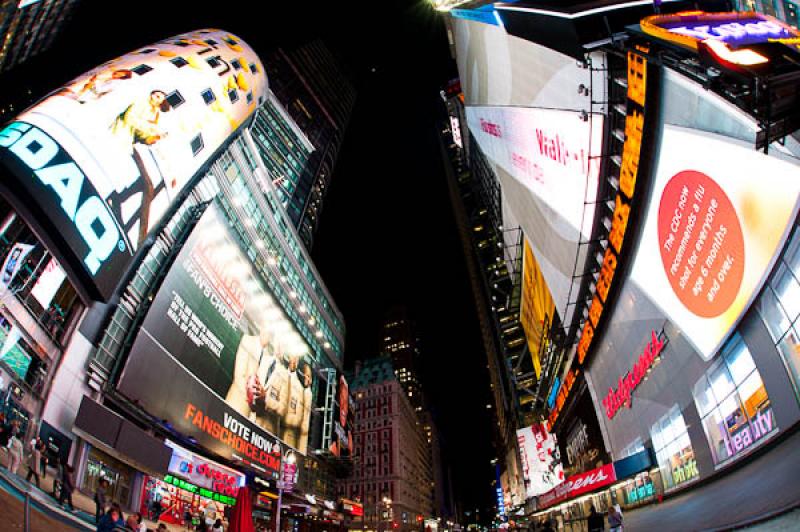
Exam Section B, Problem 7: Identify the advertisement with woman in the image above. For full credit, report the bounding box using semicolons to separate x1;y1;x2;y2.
1;29;267;299
118;204;316;461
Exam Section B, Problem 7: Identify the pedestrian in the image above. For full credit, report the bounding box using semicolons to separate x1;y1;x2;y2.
112;514;140;531
608;504;623;532
38;440;48;478
212;518;224;532
98;504;125;532
134;511;147;532
96;478;110;523
25;439;41;487
58;463;76;511
8;432;24;475
541;519;555;532
587;504;604;532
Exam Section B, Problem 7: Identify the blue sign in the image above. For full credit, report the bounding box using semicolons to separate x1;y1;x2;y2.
547;377;560;409
613;449;653;480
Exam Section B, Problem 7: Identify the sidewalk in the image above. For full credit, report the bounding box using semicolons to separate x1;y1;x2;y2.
0;448;165;531
622;427;800;531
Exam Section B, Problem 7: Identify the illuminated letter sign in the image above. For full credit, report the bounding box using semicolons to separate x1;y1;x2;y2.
602;330;667;419
0;121;128;297
550;48;653;429
640;11;799;66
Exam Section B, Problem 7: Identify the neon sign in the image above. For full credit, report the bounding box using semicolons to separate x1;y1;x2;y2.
641;11;800;66
163;475;236;505
549;48;650;429
602;330;667;419
0;122;122;276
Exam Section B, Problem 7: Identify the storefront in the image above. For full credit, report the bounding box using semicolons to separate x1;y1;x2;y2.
83;446;137;508
581;73;800;497
139;440;244;527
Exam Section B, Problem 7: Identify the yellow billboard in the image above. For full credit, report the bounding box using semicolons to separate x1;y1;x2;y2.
520;238;556;378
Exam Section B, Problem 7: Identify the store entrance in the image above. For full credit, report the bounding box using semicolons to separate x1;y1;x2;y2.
83;447;134;507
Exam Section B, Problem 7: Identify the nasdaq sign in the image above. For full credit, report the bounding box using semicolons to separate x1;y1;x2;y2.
0;122;131;298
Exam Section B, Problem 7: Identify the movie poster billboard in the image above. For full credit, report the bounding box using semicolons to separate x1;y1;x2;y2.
118;204;315;476
516;423;563;498
630;125;800;360
0;30;267;299
326;372;354;457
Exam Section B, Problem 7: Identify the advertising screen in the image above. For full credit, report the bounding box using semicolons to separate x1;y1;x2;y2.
467;106;603;323
0;30;267;300
118;204;314;475
516;423;563;498
630;125;800;360
326;372;354;458
450;15;605;110
519;238;556;378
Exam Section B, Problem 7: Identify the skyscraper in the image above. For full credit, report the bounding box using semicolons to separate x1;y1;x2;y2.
0;0;79;74
0;29;349;528
380;307;426;412
263;40;356;249
342;356;435;532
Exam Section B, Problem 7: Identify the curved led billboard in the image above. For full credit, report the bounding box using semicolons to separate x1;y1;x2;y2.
630;125;800;360
0;30;267;300
118;204;315;474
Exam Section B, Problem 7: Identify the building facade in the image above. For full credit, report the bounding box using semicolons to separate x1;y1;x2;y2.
263;40;356;250
380;308;426;413
439;0;800;528
0;0;79;74
0;28;350;530
341;356;435;532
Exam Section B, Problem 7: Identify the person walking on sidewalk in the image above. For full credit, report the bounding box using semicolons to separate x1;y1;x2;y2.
58;463;76;511
25;439;41;487
587;505;604;532
7;432;24;475
96;478;110;523
608;504;623;532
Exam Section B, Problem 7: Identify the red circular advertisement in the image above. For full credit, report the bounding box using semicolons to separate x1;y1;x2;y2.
657;170;744;318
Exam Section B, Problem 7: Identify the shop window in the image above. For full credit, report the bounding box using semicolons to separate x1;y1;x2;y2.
759;225;800;400
693;334;776;465
650;405;698;490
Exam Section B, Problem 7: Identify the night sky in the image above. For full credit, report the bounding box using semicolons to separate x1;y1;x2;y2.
1;0;497;519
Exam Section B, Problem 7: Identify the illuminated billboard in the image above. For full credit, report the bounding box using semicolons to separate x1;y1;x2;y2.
519;238;556;378
466;105;603;323
325;372;354;458
449;15;605;110
630;125;800;360
516;423;563;498
118;204;315;474
0;30;267;299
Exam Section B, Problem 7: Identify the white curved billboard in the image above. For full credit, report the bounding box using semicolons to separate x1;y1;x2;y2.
0;29;267;299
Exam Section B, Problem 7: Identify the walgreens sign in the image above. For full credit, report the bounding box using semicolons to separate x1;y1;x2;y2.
602;330;667;419
538;464;616;509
